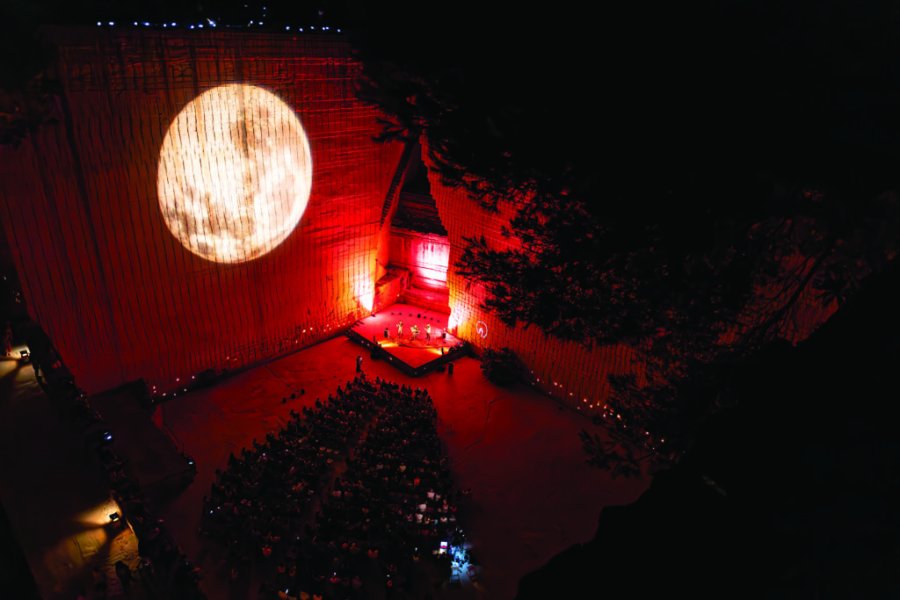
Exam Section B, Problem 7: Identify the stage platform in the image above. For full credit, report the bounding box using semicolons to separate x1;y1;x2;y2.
348;303;468;375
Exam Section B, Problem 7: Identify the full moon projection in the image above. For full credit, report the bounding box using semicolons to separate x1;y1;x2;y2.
157;84;312;263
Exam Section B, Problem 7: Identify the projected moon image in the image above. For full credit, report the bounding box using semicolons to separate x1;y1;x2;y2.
157;84;312;263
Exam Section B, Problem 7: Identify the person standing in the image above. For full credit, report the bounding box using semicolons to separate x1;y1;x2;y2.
91;566;107;599
425;323;432;342
396;320;404;338
115;560;133;592
3;321;12;357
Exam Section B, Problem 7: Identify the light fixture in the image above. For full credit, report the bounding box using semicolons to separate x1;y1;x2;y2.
109;512;120;522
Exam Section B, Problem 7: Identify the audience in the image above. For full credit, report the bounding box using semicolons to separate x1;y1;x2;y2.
203;374;466;599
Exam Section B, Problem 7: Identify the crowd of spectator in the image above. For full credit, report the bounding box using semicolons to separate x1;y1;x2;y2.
203;374;468;600
202;378;379;571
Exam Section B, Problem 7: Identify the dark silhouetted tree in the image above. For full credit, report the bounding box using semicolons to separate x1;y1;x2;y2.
352;1;900;472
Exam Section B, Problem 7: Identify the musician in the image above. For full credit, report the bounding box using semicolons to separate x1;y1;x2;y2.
396;320;403;337
425;323;432;342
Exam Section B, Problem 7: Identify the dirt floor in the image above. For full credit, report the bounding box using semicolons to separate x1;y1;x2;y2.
0;332;650;600
154;336;650;599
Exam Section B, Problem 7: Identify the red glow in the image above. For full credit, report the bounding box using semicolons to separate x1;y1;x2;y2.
389;231;449;288
0;31;404;392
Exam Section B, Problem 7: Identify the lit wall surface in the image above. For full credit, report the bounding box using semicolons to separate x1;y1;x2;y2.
427;167;640;409
426;148;837;413
389;230;450;288
0;28;403;392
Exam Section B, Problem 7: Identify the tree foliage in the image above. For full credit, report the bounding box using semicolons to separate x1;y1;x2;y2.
479;347;524;387
353;2;900;472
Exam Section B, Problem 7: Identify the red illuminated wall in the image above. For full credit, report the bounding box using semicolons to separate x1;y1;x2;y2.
426;164;639;410
388;230;449;289
0;28;403;393
426;149;837;414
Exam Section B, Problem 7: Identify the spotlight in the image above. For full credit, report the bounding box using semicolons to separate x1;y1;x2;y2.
109;512;120;522
102;431;113;443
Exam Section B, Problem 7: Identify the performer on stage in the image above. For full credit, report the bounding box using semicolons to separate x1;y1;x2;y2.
396;320;403;338
411;324;419;340
425;323;432;342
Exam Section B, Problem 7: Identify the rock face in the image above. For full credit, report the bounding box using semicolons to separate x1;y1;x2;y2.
0;29;404;393
516;261;900;598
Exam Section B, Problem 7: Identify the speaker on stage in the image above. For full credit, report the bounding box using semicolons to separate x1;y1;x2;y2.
384;327;389;338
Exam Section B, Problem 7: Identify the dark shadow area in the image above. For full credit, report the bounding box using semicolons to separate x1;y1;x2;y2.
91;381;195;507
0;500;40;600
518;260;900;598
